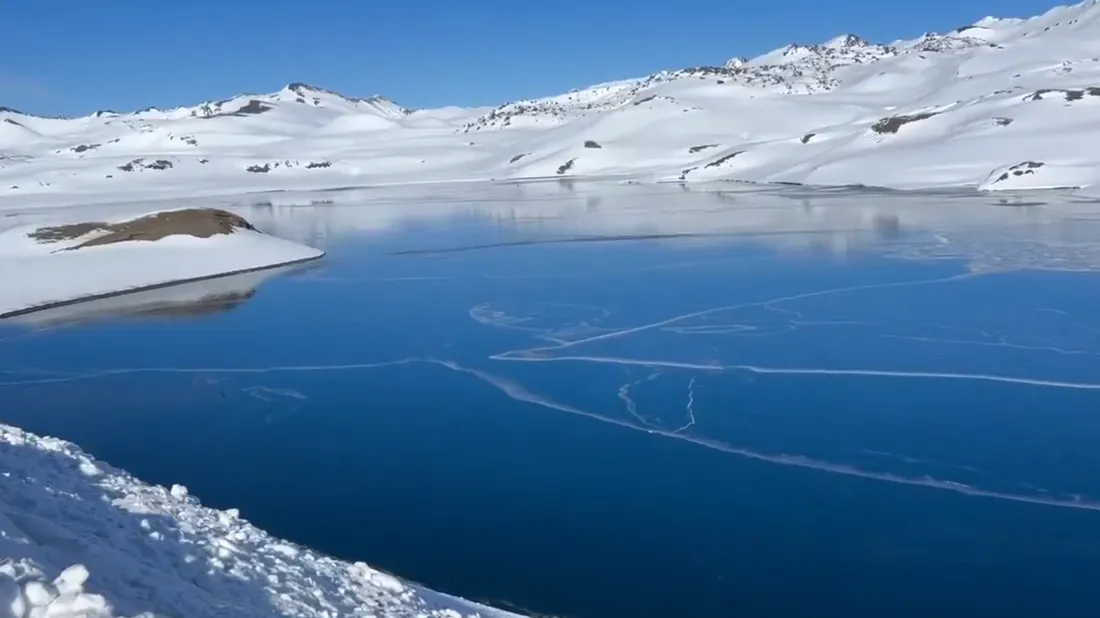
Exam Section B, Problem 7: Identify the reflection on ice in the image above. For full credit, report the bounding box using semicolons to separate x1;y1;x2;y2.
0;261;316;327
5;183;1100;518
5;181;1100;272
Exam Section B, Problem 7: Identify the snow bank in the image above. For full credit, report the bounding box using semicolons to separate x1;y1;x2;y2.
0;423;522;618
0;209;324;318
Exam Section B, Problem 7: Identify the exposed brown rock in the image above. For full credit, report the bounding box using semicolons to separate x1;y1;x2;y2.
29;208;256;250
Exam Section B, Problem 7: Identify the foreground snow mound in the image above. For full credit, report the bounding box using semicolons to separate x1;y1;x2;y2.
5;1;1100;197
0;562;127;618
0;208;324;318
0;424;521;618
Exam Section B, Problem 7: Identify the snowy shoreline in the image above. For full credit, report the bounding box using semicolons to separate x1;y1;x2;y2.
0;423;524;618
0;254;321;320
0;208;325;319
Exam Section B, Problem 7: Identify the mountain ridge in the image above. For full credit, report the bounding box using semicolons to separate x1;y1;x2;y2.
3;0;1100;200
0;82;408;122
0;3;1070;123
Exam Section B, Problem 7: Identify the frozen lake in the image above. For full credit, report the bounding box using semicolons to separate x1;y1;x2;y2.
3;181;1100;618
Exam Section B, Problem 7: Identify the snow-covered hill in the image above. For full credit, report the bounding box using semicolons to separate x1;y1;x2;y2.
5;2;1100;202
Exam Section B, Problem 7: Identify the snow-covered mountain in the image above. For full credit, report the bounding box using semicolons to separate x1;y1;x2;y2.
4;1;1100;204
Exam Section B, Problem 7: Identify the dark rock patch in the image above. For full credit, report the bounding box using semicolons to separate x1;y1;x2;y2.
800;133;815;143
509;153;529;164
30;209;257;251
688;144;718;153
200;100;274;119
871;112;939;134
235;100;272;115
245;160;319;172
117;158;173;172
71;144;101;153
1024;88;1100;102
992;160;1045;183
583;140;602;149
556;158;576;175
633;95;656;106
705;151;745;168
993;117;1013;126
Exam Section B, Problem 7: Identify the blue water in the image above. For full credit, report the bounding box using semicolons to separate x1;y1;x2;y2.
4;184;1100;617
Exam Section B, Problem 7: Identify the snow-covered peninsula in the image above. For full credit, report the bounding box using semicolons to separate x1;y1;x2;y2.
0;208;324;318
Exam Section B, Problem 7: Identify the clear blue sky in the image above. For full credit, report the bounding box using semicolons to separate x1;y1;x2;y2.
2;0;1066;116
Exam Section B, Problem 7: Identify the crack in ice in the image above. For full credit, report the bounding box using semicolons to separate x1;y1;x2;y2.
672;377;697;434
5;269;1100;515
4;356;1098;512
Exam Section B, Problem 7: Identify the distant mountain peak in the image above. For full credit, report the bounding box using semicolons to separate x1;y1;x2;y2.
825;33;870;49
284;82;341;97
281;82;407;110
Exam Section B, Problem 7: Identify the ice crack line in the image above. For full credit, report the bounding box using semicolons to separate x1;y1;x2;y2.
617;380;655;428
672;377;697;434
494;272;977;360
2;356;1099;511
617;372;662;428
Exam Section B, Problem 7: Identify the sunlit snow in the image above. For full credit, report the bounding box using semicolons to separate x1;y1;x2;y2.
4;1;1100;207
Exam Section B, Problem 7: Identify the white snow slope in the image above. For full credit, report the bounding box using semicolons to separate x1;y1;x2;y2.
0;210;325;318
5;1;1100;204
0;424;523;618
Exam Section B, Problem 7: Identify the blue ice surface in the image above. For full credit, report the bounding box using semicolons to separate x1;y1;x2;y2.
3;182;1100;618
